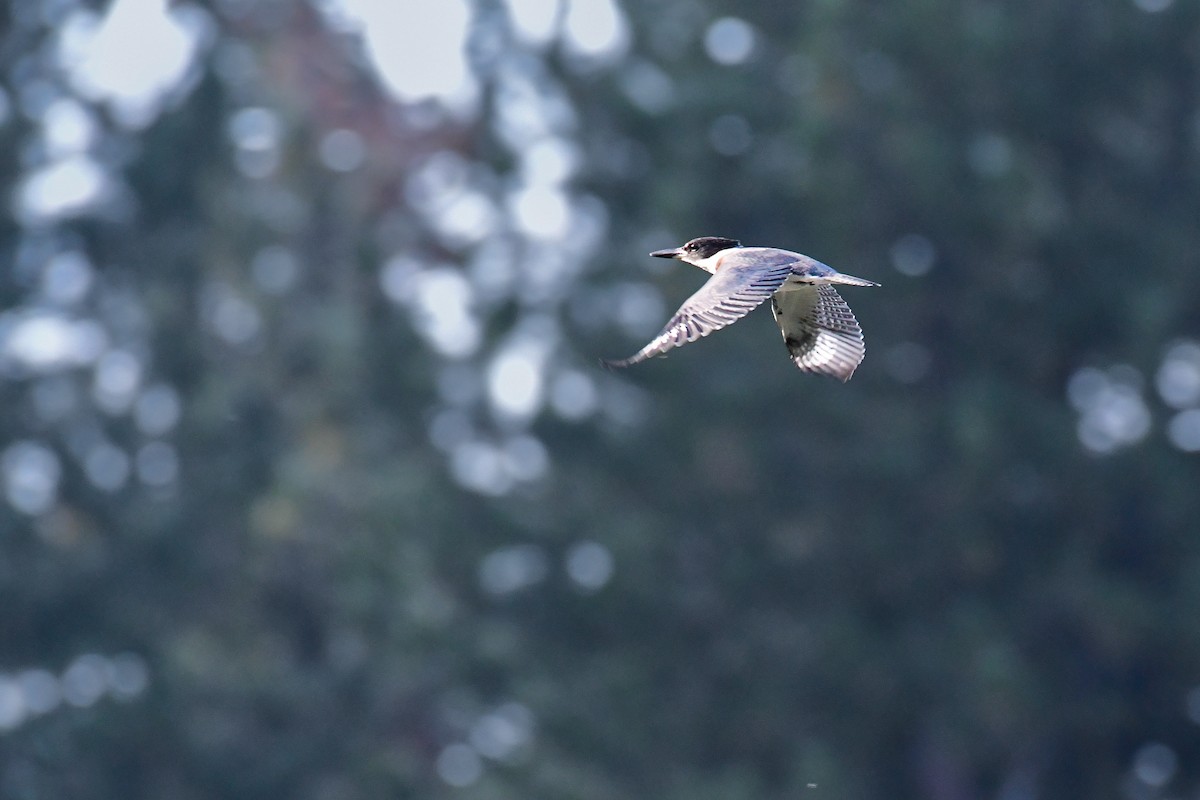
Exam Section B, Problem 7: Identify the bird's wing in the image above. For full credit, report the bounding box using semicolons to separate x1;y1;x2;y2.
603;259;796;368
771;283;866;382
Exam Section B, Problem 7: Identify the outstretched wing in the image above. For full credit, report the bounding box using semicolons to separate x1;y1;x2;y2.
771;283;866;382
603;260;796;368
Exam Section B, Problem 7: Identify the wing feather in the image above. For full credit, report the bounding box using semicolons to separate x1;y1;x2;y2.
771;284;866;382
603;261;795;368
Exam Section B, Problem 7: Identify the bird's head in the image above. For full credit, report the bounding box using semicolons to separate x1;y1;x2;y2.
651;237;741;266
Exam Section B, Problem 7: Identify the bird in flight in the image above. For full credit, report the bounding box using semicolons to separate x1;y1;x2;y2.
603;237;878;381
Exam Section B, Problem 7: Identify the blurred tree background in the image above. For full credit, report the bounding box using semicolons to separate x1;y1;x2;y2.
3;0;1200;798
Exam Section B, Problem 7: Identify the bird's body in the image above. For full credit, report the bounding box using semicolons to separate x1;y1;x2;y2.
603;237;878;381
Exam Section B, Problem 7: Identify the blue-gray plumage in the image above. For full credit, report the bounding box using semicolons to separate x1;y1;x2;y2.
603;237;879;381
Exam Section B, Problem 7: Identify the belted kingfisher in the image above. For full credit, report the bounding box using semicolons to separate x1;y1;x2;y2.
603;237;878;381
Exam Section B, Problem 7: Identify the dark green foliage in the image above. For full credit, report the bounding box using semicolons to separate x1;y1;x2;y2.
3;1;1200;799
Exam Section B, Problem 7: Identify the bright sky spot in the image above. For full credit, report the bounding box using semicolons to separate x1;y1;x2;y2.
399;268;481;359
549;371;599;420
1;312;106;372
405;153;499;247
421;286;480;359
332;0;477;112
522;138;579;185
17;671;61;716
95;350;141;397
890;234;936;277
233;149;279;180
227;107;281;151
1167;409;1200;452
84;443;131;492
106;653;150;699
510;185;571;240
502;435;549;482
437;743;483;787
17;155;114;224
93;349;143;414
58;0;209;127
379;256;421;304
42;251;94;305
454;440;514;495
466;242;518;298
228;107;283;178
2;440;62;516
42;99;98;156
565;540;614;591
1067;367;1107;412
1133;743;1178;788
62;655;108;708
504;0;561;45
1156;340;1200;409
619;61;677;115
202;283;262;346
0;653;148;733
406;150;472;213
434;190;498;246
134;385;182;435
0;680;25;730
251;245;300;295
704;17;756;66
490;61;578;148
1186;686;1200;724
319;129;366;172
1070;366;1151;455
488;345;546;419
563;0;630;63
479;544;549;594
469;702;535;761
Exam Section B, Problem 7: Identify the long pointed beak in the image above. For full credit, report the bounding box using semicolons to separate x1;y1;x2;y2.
650;248;682;259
